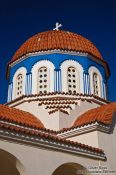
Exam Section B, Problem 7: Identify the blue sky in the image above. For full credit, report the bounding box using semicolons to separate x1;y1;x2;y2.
0;0;116;103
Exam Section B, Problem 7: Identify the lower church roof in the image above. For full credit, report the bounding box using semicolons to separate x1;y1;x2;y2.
0;121;105;157
0;104;105;158
0;104;44;129
73;102;116;127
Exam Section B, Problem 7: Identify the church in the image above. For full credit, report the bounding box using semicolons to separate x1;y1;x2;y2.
0;24;116;175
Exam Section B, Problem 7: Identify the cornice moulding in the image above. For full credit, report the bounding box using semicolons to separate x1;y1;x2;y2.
58;122;110;138
7;93;108;107
0;128;106;160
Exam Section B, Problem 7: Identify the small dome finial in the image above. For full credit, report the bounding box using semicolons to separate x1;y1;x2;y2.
53;22;62;31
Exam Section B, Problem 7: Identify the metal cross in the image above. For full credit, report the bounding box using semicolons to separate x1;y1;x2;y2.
53;22;62;31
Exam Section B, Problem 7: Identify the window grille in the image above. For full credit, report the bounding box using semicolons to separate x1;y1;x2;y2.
16;74;23;97
93;73;99;96
38;67;48;93
67;67;77;93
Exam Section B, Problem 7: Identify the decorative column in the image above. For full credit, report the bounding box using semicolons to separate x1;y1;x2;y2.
83;71;90;95
25;72;32;95
7;82;13;102
54;69;62;92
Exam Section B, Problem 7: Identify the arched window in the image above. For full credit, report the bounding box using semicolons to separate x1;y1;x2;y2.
60;60;84;93
89;66;103;98
12;67;26;100
67;67;77;93
38;67;48;93
93;72;99;96
31;60;55;94
16;74;23;97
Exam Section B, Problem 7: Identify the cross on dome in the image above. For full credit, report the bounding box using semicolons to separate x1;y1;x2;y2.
53;22;62;31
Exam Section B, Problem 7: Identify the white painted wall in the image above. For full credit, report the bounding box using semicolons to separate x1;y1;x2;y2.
66;123;116;174
15;101;60;130
0;139;101;175
69;131;99;147
97;119;116;172
14;99;100;130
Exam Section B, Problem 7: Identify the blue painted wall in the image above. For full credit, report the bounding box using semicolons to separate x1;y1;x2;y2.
7;53;108;102
9;53;106;83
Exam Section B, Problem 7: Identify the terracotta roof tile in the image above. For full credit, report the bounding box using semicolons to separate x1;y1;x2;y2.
73;102;116;127
48;109;69;115
0;105;44;129
10;30;103;63
0;122;104;155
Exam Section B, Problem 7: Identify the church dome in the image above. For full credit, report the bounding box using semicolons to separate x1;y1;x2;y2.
11;30;102;63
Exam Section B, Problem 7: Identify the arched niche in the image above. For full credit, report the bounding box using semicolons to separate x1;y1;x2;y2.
0;149;27;175
60;60;84;93
52;162;90;175
12;67;27;99
31;60;55;94
88;66;103;98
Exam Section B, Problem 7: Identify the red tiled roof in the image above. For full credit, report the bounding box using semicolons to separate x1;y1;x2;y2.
10;30;103;63
0;105;44;128
0;105;106;157
0;122;104;156
73;102;116;127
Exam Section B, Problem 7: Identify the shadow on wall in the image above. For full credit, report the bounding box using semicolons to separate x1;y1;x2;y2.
52;162;90;175
110;111;116;134
0;149;27;175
